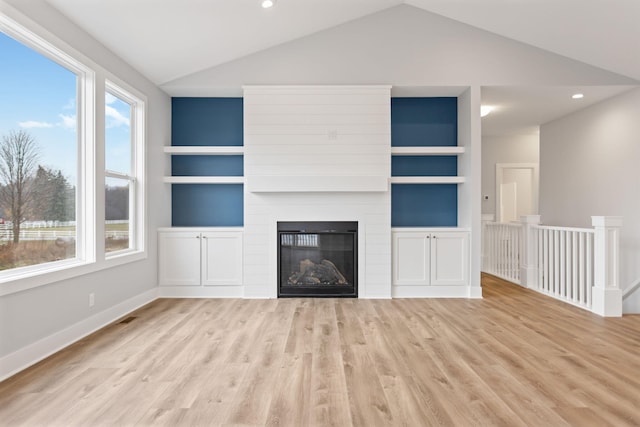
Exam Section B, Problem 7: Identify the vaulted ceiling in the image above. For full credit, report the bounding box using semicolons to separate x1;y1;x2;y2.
34;0;640;135
42;0;640;86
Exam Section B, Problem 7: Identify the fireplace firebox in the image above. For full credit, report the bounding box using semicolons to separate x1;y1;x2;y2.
278;221;357;297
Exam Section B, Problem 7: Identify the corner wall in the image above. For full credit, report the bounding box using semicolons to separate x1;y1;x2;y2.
539;87;640;313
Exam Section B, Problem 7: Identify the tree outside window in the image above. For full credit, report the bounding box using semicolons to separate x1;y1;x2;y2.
0;31;78;271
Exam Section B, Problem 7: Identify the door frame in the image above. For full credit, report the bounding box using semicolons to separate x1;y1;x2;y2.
495;163;539;223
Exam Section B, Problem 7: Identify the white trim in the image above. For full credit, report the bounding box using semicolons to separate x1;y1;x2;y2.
468;286;483;299
164;146;244;155
391;146;465;155
0;288;157;382
158;227;243;232
105;79;147;259
392;285;473;298
390;176;466;184
163;176;245;184
246;175;388;192
391;227;471;232
243;85;392;93
158;286;244;298
495;162;539;223
0;6;149;296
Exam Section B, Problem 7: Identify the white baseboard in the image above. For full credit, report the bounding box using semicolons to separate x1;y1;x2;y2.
392;285;474;298
0;288;158;382
158;286;244;298
468;286;483;299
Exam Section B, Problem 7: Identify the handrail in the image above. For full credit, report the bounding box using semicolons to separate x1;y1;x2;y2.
533;224;594;233
623;278;640;299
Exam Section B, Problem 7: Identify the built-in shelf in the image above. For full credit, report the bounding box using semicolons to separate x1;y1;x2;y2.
164;145;245;184
390;176;466;184
164;146;244;155
390;146;465;156
163;176;245;184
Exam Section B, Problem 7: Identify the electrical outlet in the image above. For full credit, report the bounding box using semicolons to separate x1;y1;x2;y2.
89;293;95;307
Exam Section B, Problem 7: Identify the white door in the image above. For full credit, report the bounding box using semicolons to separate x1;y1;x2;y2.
500;182;518;223
393;232;430;286
201;232;243;286
430;232;468;286
158;231;201;286
496;163;538;223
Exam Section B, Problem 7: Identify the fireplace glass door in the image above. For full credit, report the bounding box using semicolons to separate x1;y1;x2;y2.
278;222;357;297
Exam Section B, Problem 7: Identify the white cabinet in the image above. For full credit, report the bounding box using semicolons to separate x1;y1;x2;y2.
159;229;243;287
393;230;468;287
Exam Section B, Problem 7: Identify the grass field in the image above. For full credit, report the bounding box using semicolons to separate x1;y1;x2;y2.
0;230;130;271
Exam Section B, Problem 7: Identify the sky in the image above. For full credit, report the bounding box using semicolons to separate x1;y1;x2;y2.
0;31;131;185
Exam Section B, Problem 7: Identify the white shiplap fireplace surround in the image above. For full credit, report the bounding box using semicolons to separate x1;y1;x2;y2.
243;86;392;298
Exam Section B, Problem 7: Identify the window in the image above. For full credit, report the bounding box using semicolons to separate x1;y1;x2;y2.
0;11;145;292
0;26;83;274
105;83;144;255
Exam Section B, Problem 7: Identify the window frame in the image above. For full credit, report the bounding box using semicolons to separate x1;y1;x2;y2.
0;10;147;297
104;80;146;259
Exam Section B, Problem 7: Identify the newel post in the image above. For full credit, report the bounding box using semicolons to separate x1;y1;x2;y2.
520;215;541;289
591;216;623;317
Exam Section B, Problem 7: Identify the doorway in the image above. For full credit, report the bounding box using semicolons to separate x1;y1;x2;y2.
495;163;538;223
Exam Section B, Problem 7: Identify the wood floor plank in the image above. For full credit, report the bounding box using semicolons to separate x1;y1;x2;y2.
1;276;640;426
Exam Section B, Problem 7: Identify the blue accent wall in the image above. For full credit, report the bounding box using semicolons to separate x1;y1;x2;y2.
172;155;244;177
391;156;457;177
172;98;243;146
171;97;245;227
391;184;458;227
391;97;459;227
391;97;457;147
172;184;244;227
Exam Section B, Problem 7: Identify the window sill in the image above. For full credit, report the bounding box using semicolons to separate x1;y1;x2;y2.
0;250;147;297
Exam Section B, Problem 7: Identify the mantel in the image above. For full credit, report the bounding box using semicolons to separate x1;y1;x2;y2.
246;176;389;193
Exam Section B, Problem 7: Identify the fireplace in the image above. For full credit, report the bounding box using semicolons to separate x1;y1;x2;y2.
278;221;357;297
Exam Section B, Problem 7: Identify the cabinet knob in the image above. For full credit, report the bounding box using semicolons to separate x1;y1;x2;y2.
196;235;200;239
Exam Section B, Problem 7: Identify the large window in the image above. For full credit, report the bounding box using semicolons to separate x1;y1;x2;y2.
0;29;80;272
0;12;146;290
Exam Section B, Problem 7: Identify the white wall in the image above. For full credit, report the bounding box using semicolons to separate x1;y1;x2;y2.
163;5;635;96
0;0;171;373
482;134;540;217
539;87;640;313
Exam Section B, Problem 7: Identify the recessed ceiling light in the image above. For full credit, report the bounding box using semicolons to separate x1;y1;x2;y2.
262;0;275;8
572;93;584;99
480;105;494;117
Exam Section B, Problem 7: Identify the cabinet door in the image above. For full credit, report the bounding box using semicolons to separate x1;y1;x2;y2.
201;232;243;286
430;232;469;286
393;232;430;286
158;232;202;286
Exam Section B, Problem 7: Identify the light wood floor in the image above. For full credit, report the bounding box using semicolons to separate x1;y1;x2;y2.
2;275;640;426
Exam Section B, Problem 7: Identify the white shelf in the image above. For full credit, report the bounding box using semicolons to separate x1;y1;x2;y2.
390;176;466;184
164;146;244;155
163;176;245;184
391;146;465;155
247;175;388;193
